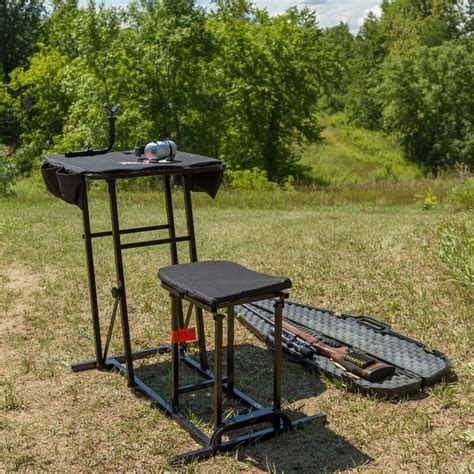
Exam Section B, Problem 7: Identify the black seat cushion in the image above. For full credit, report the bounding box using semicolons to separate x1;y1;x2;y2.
158;260;291;308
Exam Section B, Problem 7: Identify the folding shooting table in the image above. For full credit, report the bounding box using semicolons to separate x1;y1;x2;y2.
42;150;324;461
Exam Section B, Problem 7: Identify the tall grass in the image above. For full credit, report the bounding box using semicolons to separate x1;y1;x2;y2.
300;114;421;185
5;173;457;212
434;216;474;288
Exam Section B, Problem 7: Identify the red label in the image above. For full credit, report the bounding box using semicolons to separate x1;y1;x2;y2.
170;327;196;343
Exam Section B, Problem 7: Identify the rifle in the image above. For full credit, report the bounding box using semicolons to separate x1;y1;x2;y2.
242;304;395;382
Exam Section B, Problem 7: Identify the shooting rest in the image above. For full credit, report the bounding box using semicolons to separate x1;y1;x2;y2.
40;150;324;463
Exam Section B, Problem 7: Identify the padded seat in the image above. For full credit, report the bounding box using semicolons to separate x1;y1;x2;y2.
158;260;291;308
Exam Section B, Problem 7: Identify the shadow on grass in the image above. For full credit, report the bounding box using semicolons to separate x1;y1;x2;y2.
132;343;373;471
239;423;373;472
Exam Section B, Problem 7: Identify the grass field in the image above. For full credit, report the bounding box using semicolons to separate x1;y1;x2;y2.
300;115;421;186
1;182;473;472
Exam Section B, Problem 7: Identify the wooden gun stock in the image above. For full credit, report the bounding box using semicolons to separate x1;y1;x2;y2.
279;319;395;382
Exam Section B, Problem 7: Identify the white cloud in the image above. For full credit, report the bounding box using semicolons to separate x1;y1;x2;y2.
358;4;382;27
254;0;381;33
79;0;382;33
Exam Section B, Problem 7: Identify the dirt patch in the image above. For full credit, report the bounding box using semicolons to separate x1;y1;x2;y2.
0;264;42;338
4;263;41;292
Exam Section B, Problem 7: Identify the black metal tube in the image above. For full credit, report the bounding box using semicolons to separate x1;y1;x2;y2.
164;175;179;265
177;296;185;331
103;296;120;360
171;294;180;412
120;235;190;250
273;299;283;410
183;174;208;369
89;224;170;239
108;358;211;446
107;180;135;386
227;306;235;394
182;175;198;261
181;354;264;410
71;346;171;372
178;377;228;394
81;183;105;369
214;313;224;428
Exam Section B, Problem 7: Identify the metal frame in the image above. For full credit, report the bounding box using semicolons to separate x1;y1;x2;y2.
160;287;326;462
71;171;325;463
72;174;208;378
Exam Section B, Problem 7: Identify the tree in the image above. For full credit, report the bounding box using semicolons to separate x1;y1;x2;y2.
122;0;216;154
0;0;45;82
207;3;325;180
6;0;327;179
318;23;355;112
7;46;71;170
346;12;387;129
380;39;474;170
347;0;469;131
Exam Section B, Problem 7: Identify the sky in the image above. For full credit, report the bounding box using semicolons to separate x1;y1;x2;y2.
78;0;382;33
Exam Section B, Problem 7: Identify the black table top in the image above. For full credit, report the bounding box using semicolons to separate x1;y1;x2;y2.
42;150;224;209
44;150;224;180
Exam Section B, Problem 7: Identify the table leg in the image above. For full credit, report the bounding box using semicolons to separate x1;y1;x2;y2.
81;184;104;369
108;179;135;387
164;175;179;265
164;175;184;331
183;175;208;369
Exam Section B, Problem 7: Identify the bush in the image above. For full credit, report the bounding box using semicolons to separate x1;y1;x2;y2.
451;177;474;211
225;167;278;191
435;218;473;288
415;191;438;210
0;150;18;196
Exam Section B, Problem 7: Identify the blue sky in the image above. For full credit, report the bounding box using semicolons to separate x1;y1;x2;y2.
78;0;382;33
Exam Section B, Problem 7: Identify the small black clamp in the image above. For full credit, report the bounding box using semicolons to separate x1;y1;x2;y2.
111;287;121;299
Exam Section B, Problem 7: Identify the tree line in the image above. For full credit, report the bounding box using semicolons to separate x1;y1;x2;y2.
0;0;473;182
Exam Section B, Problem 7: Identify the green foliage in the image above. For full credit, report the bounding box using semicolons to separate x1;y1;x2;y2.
207;4;324;179
0;0;45;82
346;12;387;129
434;217;474;288
380;40;474;170
0;149;17;196
0;85;19;145
7;46;71;171
451;177;474;211
225;167;278;191
346;0;473;171
415;191;438;210
318;22;355;113
2;0;473;178
3;0;324;181
300;116;421;185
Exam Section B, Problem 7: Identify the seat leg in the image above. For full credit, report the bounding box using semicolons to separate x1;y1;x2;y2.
214;312;224;428
227;306;235;394
195;307;208;369
171;294;180;412
273;298;284;411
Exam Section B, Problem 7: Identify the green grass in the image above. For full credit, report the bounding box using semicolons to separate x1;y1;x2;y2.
0;183;472;472
300;115;421;185
434;217;474;288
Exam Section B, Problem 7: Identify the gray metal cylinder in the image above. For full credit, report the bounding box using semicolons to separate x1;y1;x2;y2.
144;139;177;161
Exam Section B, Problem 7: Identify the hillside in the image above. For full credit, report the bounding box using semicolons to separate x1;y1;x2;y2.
300;115;421;185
